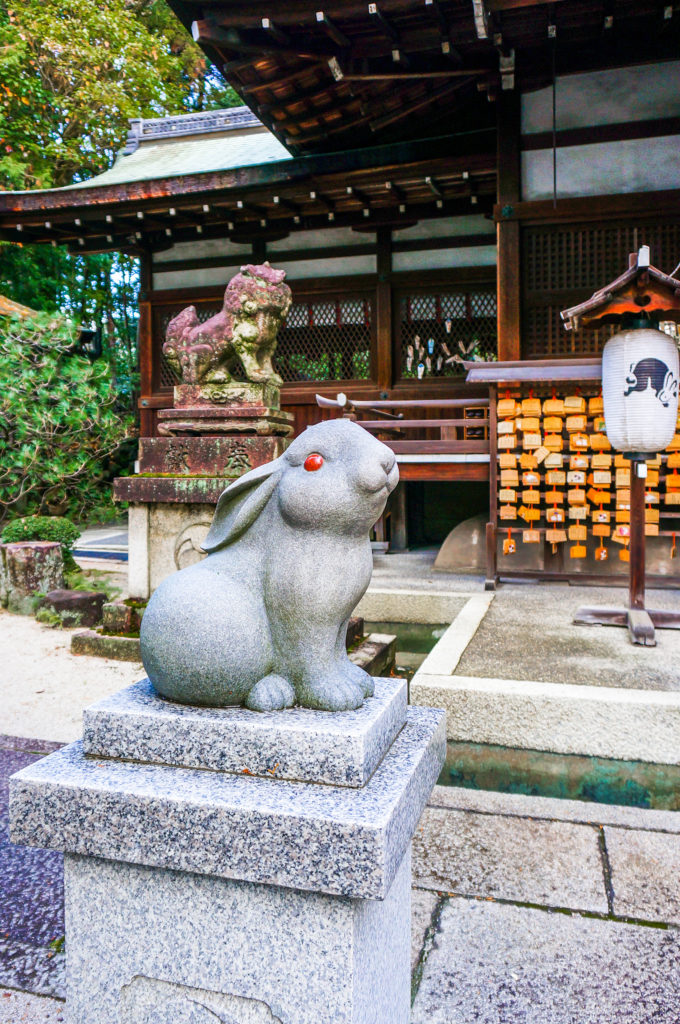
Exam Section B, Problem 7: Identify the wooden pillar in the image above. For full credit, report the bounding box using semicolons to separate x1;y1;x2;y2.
138;250;154;438
496;91;522;362
252;238;267;263
390;482;408;551
629;460;646;610
376;227;393;393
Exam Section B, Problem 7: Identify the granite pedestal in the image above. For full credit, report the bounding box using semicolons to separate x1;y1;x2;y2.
10;678;445;1024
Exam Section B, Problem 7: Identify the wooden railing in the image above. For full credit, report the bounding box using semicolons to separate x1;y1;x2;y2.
315;393;490;456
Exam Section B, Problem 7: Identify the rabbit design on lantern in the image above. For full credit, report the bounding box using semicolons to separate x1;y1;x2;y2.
140;419;399;712
623;357;678;408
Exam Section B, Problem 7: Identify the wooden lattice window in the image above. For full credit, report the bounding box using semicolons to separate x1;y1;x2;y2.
274;293;374;383
522;220;680;359
396;285;497;380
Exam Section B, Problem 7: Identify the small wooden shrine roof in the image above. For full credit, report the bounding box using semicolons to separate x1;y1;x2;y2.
169;0;680;154
561;248;680;330
67;109;291;189
0;104;495;254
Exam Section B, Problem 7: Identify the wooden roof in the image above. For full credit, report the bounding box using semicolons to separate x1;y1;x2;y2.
0;125;495;254
1;0;678;254
168;0;680;154
561;248;680;329
465;357;601;384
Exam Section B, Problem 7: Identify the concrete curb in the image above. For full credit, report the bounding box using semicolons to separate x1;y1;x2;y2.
417;594;495;676
411;672;680;764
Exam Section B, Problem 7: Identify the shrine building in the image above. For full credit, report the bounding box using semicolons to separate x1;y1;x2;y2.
1;0;679;573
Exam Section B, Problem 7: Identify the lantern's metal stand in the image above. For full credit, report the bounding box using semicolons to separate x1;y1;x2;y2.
574;458;680;646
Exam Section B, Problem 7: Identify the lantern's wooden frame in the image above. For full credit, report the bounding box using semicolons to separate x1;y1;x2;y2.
563;248;680;646
571;457;680;645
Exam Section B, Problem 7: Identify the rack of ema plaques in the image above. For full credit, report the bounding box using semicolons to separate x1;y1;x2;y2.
471;363;680;589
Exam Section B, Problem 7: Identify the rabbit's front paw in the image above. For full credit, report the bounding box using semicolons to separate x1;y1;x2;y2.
297;672;365;712
245;674;296;712
346;661;374;698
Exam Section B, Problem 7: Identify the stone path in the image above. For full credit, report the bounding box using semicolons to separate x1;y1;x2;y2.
455;581;680;691
73;524;128;561
410;786;680;1023
3;744;679;1022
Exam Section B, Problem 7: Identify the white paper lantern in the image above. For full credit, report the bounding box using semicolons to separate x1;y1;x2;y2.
602;327;679;453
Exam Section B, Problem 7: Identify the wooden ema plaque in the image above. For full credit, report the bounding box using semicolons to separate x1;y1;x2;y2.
493;384;680;584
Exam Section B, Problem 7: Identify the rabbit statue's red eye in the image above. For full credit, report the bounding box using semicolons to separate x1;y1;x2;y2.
304;453;324;472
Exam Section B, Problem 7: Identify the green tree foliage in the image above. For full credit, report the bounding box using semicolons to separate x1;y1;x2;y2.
0;0;237;189
0;245;141;407
0;0;240;414
0;311;131;525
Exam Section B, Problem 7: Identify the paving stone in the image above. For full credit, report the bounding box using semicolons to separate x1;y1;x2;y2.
411;889;439;972
411;897;680;1024
452;582;680;691
0;989;65;1023
412;807;607;912
0;742;64;996
0;940;64;1000
605;827;680;924
428;784;680;834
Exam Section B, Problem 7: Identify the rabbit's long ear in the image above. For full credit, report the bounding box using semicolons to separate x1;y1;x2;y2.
201;459;283;553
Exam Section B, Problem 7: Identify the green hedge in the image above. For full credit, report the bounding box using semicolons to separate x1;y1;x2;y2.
2;514;81;569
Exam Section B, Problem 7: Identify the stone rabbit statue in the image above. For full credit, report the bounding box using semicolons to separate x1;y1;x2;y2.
140;419;399;712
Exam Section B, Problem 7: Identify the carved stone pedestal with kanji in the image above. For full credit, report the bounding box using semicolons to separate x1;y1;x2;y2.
114;382;293;599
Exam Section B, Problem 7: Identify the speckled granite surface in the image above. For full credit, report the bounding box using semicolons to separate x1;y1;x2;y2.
82;676;407;787
0;738;64;998
63;851;411;1024
11;707;445;900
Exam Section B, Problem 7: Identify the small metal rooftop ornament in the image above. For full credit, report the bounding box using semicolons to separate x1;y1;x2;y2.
563;247;680;646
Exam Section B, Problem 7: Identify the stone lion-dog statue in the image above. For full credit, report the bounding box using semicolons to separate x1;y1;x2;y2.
163;262;292;386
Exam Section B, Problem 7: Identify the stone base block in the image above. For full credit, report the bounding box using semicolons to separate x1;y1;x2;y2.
64;849;411;1024
10;681;445;1024
125;501;215;598
40;588;106;628
135;435;289;477
83;677;406;786
157;406;294;438
102;600;144;635
11;707;444;898
71;629;141;661
350;633;397;677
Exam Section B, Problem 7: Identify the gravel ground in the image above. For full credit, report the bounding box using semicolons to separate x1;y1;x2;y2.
0;609;143;744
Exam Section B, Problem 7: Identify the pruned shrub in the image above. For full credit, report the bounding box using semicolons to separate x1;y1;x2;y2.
2;515;80;569
0;310;130;525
